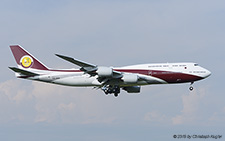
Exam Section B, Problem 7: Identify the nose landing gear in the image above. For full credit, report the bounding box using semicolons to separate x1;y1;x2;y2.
189;82;194;91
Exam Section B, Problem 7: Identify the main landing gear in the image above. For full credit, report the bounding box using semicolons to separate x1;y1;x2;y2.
102;85;120;97
189;82;194;91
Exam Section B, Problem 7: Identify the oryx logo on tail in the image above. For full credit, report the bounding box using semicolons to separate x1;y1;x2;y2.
20;55;33;68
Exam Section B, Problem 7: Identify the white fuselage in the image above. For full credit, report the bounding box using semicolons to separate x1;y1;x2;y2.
9;45;211;96
23;62;211;87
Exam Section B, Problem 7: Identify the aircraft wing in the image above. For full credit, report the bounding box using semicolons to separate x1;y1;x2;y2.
56;54;122;79
55;54;96;68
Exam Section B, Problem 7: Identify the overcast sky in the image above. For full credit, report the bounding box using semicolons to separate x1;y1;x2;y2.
1;0;225;140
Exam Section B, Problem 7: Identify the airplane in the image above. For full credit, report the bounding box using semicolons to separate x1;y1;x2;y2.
9;45;211;97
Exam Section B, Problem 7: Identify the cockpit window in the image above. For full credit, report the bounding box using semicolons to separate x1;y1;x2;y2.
194;64;198;66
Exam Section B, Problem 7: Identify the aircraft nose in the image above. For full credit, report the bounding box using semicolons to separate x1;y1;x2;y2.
204;69;211;78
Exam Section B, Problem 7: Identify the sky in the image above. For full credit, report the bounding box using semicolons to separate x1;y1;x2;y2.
0;0;225;140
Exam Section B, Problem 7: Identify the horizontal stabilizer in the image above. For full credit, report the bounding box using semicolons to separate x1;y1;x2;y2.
9;67;39;76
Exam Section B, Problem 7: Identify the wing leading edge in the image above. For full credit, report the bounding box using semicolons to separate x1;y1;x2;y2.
55;54;122;78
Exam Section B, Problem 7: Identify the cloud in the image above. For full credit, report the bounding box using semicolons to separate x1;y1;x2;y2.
0;80;93;123
0;79;119;125
29;81;119;124
58;102;76;111
172;88;207;125
208;106;225;124
144;111;168;123
0;80;35;123
31;81;91;123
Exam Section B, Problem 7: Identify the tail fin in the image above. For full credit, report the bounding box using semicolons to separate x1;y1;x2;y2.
10;45;49;70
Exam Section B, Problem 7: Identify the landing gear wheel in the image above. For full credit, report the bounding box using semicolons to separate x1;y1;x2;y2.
189;86;193;91
102;85;120;97
114;93;119;97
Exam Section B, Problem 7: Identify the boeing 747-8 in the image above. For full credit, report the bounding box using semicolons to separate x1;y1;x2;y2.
9;45;211;97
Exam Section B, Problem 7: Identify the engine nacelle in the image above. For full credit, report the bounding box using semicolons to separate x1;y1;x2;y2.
121;74;138;83
96;67;113;77
123;86;141;93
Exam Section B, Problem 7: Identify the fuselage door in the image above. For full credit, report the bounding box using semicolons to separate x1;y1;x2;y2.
148;70;152;76
169;63;173;70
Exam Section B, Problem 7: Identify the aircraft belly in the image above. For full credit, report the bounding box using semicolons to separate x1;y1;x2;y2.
52;76;99;87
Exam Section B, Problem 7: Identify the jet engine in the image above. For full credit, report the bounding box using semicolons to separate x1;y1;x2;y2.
123;86;141;93
96;67;113;77
121;74;139;83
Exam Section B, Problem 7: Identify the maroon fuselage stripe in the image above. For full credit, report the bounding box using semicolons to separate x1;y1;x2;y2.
48;69;203;83
115;69;203;83
49;69;81;72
